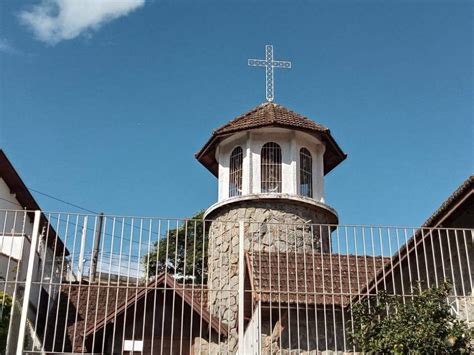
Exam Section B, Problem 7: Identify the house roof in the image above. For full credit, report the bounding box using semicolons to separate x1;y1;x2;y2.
0;150;68;255
246;251;390;306
44;275;225;353
421;175;473;228
86;273;226;337
361;175;474;298
195;102;347;176
44;282;132;352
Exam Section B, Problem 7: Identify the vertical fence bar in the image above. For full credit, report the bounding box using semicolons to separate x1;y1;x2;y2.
16;210;41;355
3;208;472;354
77;216;88;283
238;220;245;354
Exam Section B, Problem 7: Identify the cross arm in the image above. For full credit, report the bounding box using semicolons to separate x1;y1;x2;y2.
248;59;268;67
272;60;291;69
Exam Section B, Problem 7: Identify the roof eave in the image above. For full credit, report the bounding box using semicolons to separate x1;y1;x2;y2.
0;150;69;256
196;125;347;177
85;274;228;337
357;175;473;300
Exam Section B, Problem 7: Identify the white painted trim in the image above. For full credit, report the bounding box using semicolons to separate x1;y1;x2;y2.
243;132;251;195
215;127;328;204
17;210;41;355
204;193;338;220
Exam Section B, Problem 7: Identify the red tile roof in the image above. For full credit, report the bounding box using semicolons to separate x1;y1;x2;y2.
246;251;390;306
361;175;474;298
43;275;223;353
44;283;131;352
85;274;220;338
213;102;328;135
421;175;473;228
196;102;346;176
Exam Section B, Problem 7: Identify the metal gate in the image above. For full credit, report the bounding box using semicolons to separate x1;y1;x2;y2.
0;209;472;354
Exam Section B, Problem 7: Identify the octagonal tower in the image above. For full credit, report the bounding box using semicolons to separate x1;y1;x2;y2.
195;102;346;349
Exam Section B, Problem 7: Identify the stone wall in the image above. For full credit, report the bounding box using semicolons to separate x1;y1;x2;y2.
260;308;347;353
205;198;338;353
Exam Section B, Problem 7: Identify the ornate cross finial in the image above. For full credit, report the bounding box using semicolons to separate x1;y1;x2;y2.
248;45;291;102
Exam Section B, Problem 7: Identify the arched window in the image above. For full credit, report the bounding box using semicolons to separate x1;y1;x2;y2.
299;148;312;197
261;142;282;193
229;147;243;197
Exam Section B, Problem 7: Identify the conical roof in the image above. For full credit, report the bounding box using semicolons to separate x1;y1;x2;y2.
214;102;328;135
196;102;346;176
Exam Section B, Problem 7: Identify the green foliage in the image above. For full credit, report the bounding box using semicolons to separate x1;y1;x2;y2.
142;211;208;283
0;291;12;355
350;283;473;354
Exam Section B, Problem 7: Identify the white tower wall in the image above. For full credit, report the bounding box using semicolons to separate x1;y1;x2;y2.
216;128;326;203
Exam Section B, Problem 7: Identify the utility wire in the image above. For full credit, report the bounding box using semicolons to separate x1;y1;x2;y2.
28;187;98;214
0;196;23;208
15;187;186;241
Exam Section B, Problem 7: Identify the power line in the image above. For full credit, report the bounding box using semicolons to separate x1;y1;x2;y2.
28;187;98;214
18;187;182;240
0;196;23;208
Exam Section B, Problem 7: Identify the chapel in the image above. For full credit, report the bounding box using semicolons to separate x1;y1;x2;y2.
195;101;353;351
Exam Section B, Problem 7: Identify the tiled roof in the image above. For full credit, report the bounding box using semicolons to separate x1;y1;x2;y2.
196;102;346;176
361;175;474;297
44;275;217;353
213;102;328;135
86;275;217;336
246;251;390;306
422;175;473;228
44;283;131;352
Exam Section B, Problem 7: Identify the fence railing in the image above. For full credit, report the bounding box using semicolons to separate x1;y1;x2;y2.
0;209;472;354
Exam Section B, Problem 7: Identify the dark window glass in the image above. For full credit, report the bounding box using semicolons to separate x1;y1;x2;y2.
229;147;243;197
300;148;312;197
261;142;282;193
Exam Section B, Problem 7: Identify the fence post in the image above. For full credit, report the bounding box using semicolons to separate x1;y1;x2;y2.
238;220;245;354
16;210;41;355
90;212;104;283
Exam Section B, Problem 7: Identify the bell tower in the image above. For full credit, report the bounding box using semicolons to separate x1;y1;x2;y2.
195;101;346;351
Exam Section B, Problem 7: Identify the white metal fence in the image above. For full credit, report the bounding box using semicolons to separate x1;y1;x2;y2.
0;209;472;354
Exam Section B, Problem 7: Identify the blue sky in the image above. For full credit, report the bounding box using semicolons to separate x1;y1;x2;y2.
0;0;472;226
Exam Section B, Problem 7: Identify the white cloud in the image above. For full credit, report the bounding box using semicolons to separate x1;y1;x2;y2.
19;0;145;45
0;38;20;55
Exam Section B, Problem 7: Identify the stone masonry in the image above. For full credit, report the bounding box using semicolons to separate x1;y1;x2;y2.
205;198;338;353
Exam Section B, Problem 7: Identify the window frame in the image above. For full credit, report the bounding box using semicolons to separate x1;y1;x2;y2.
261;142;282;193
229;146;243;197
299;147;313;198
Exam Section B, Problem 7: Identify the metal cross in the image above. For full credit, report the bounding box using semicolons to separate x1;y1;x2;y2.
248;45;291;102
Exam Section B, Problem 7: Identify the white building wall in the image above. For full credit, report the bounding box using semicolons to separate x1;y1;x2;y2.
216;128;326;203
217;132;248;200
0;177;60;306
0;178;35;238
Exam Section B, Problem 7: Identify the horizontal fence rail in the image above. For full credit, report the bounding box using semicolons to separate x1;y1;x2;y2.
0;209;472;354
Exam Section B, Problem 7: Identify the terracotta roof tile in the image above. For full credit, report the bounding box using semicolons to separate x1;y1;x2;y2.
44;278;212;353
361;175;474;298
44;283;130;352
196;103;346;176
246;251;390;306
422;175;473;228
213;102;328;135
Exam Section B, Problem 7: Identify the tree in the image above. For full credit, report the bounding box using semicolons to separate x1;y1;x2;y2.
350;283;473;354
0;291;12;355
142;211;208;283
